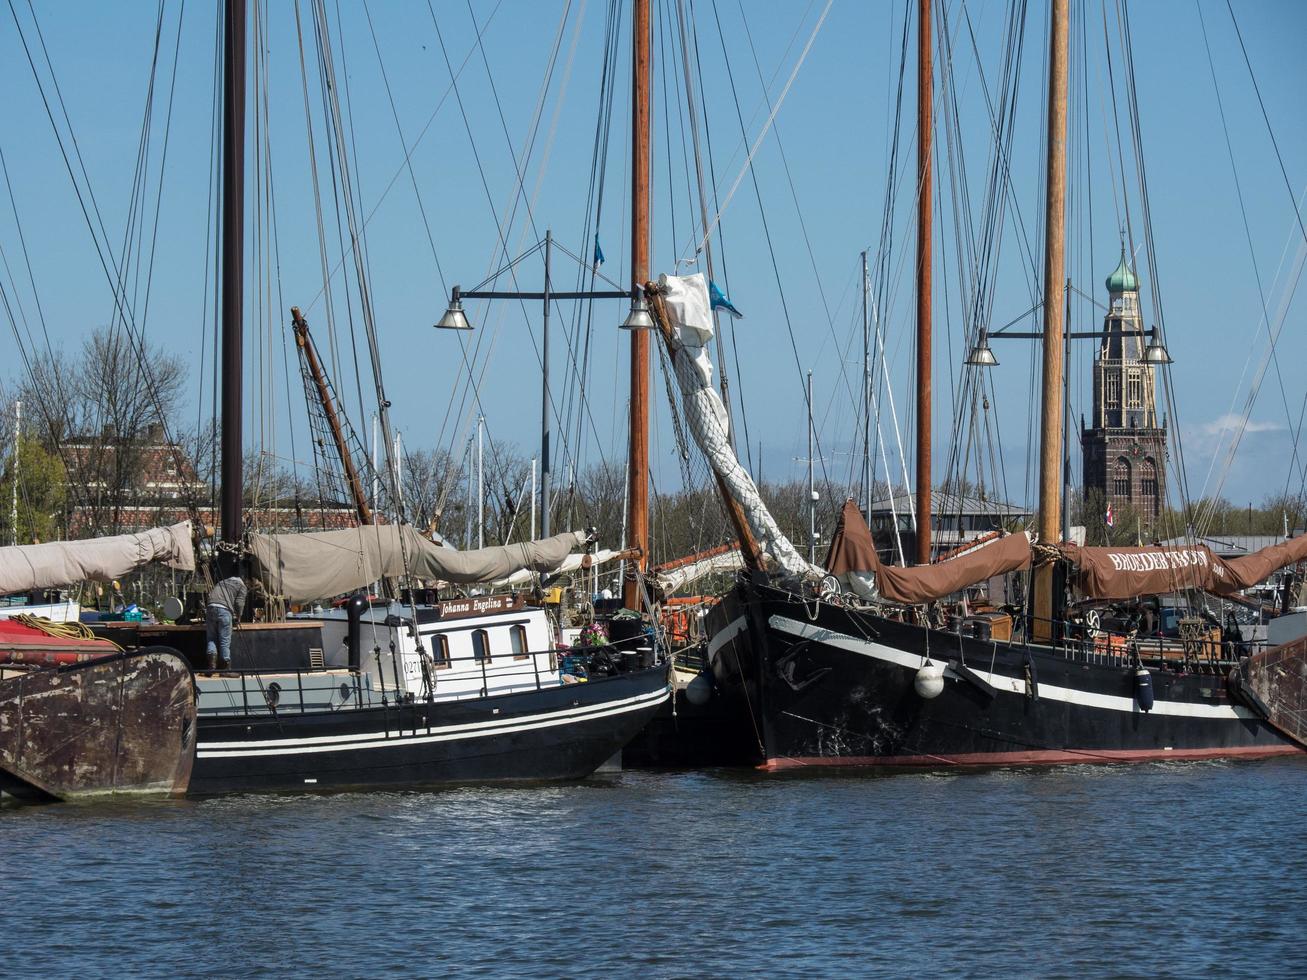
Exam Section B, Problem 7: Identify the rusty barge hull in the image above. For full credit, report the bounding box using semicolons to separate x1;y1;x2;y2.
1234;636;1307;750
0;648;196;803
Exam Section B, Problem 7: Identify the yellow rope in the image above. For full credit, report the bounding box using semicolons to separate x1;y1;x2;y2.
11;614;122;650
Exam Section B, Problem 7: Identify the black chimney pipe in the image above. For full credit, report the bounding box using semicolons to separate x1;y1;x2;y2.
345;593;368;671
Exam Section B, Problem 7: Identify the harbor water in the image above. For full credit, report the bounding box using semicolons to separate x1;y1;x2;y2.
4;757;1306;977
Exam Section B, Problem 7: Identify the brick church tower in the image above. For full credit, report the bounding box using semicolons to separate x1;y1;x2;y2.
1079;249;1167;521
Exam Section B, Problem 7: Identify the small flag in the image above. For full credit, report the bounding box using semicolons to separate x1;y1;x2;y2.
592;234;605;272
709;279;743;318
1105;503;1115;528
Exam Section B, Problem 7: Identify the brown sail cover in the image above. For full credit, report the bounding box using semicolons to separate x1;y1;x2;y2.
824;499;1032;604
1056;535;1307;599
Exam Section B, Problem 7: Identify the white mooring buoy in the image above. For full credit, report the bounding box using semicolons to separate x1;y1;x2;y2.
684;672;713;706
914;661;945;699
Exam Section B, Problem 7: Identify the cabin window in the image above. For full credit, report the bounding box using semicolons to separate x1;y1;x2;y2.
1105;373;1120;408
1113;458;1132;498
433;634;451;670
472;629;491;664
1127;370;1143;409
511;624;529;661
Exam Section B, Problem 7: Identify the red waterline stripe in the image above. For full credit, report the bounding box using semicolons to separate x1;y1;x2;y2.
762;743;1305;771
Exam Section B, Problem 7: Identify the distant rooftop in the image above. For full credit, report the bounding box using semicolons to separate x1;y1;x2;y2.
1156;534;1301;556
869;490;1031;519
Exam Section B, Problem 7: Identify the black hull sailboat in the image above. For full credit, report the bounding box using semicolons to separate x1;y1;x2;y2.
189;665;668;795
708;581;1298;770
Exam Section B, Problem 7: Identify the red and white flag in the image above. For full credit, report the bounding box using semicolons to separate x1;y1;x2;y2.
1105;502;1115;528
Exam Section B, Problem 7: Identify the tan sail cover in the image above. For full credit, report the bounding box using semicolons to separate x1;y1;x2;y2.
1057;535;1307;599
825;499;1031;605
248;526;588;603
0;521;195;595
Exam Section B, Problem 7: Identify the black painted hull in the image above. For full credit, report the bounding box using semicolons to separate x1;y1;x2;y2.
709;582;1300;770
621;685;760;768
188;666;669;795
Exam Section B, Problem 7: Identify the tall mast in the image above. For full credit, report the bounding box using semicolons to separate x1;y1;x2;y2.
292;308;372;526
862;250;871;522
624;0;651;609
914;0;932;565
11;400;19;546
219;0;246;545
807;370;816;564
1034;0;1070;641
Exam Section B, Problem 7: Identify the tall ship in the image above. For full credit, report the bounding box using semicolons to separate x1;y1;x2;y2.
0;0;670;803
643;0;1307;772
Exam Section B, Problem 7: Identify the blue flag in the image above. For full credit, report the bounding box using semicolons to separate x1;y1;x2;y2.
593;234;605;271
709;279;743;318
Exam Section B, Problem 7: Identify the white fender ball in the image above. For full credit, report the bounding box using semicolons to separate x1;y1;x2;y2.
914;662;945;699
685;672;713;706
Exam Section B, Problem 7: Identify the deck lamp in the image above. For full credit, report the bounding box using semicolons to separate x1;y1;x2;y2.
964;328;999;367
1141;326;1172;364
620;288;655;331
435;287;473;331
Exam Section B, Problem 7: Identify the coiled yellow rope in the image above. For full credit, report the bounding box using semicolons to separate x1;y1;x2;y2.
11;614;122;650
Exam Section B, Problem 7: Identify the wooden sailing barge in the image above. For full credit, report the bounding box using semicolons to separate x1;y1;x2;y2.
1;0;670;803
653;0;1307;772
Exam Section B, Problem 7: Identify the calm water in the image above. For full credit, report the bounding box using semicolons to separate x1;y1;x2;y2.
4;758;1307;978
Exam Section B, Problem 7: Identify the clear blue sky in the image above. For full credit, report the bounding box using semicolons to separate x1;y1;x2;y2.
1;0;1304;528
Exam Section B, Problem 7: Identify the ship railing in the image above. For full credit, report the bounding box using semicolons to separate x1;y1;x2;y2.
1012;615;1242;673
204;633;660;716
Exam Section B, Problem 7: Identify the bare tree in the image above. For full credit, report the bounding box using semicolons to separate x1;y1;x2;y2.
16;326;189;535
401;447;465;536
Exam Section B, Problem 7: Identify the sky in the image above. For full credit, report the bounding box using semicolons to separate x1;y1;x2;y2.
1;0;1304;533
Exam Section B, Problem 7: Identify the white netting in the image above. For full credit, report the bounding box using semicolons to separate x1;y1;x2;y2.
659;274;819;582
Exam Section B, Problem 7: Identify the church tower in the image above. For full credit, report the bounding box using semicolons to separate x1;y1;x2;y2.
1079;248;1167;520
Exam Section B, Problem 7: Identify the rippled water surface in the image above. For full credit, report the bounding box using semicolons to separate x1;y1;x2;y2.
4;758;1307;977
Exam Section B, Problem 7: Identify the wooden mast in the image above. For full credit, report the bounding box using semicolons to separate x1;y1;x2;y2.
291;308;373;526
219;0;245;545
1034;0;1070;641
624;0;651;609
914;0;932;565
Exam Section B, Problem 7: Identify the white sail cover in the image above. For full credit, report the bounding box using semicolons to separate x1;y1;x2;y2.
0;521;195;595
659;273;817;580
248;525;588;603
487;547;622;590
655;549;745;595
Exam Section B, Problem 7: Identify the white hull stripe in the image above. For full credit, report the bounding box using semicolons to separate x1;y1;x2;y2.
706;615;747;661
769;616;1254;721
196;686;669;759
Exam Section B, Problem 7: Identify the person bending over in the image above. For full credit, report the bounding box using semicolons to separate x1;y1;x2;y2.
206;564;247;672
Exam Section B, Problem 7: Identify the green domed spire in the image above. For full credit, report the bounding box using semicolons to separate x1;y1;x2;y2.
1105;249;1139;293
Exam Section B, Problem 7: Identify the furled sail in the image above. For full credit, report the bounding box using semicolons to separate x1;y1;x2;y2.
654;545;745;595
1057;535;1307;600
825;499;1031;605
488;547;623;590
247;526;588;603
0;522;195;595
658;273;817;580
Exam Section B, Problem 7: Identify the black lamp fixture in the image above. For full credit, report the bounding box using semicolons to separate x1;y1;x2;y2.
620;287;654;331
435;287;473;331
1141;325;1172;364
964;328;999;367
